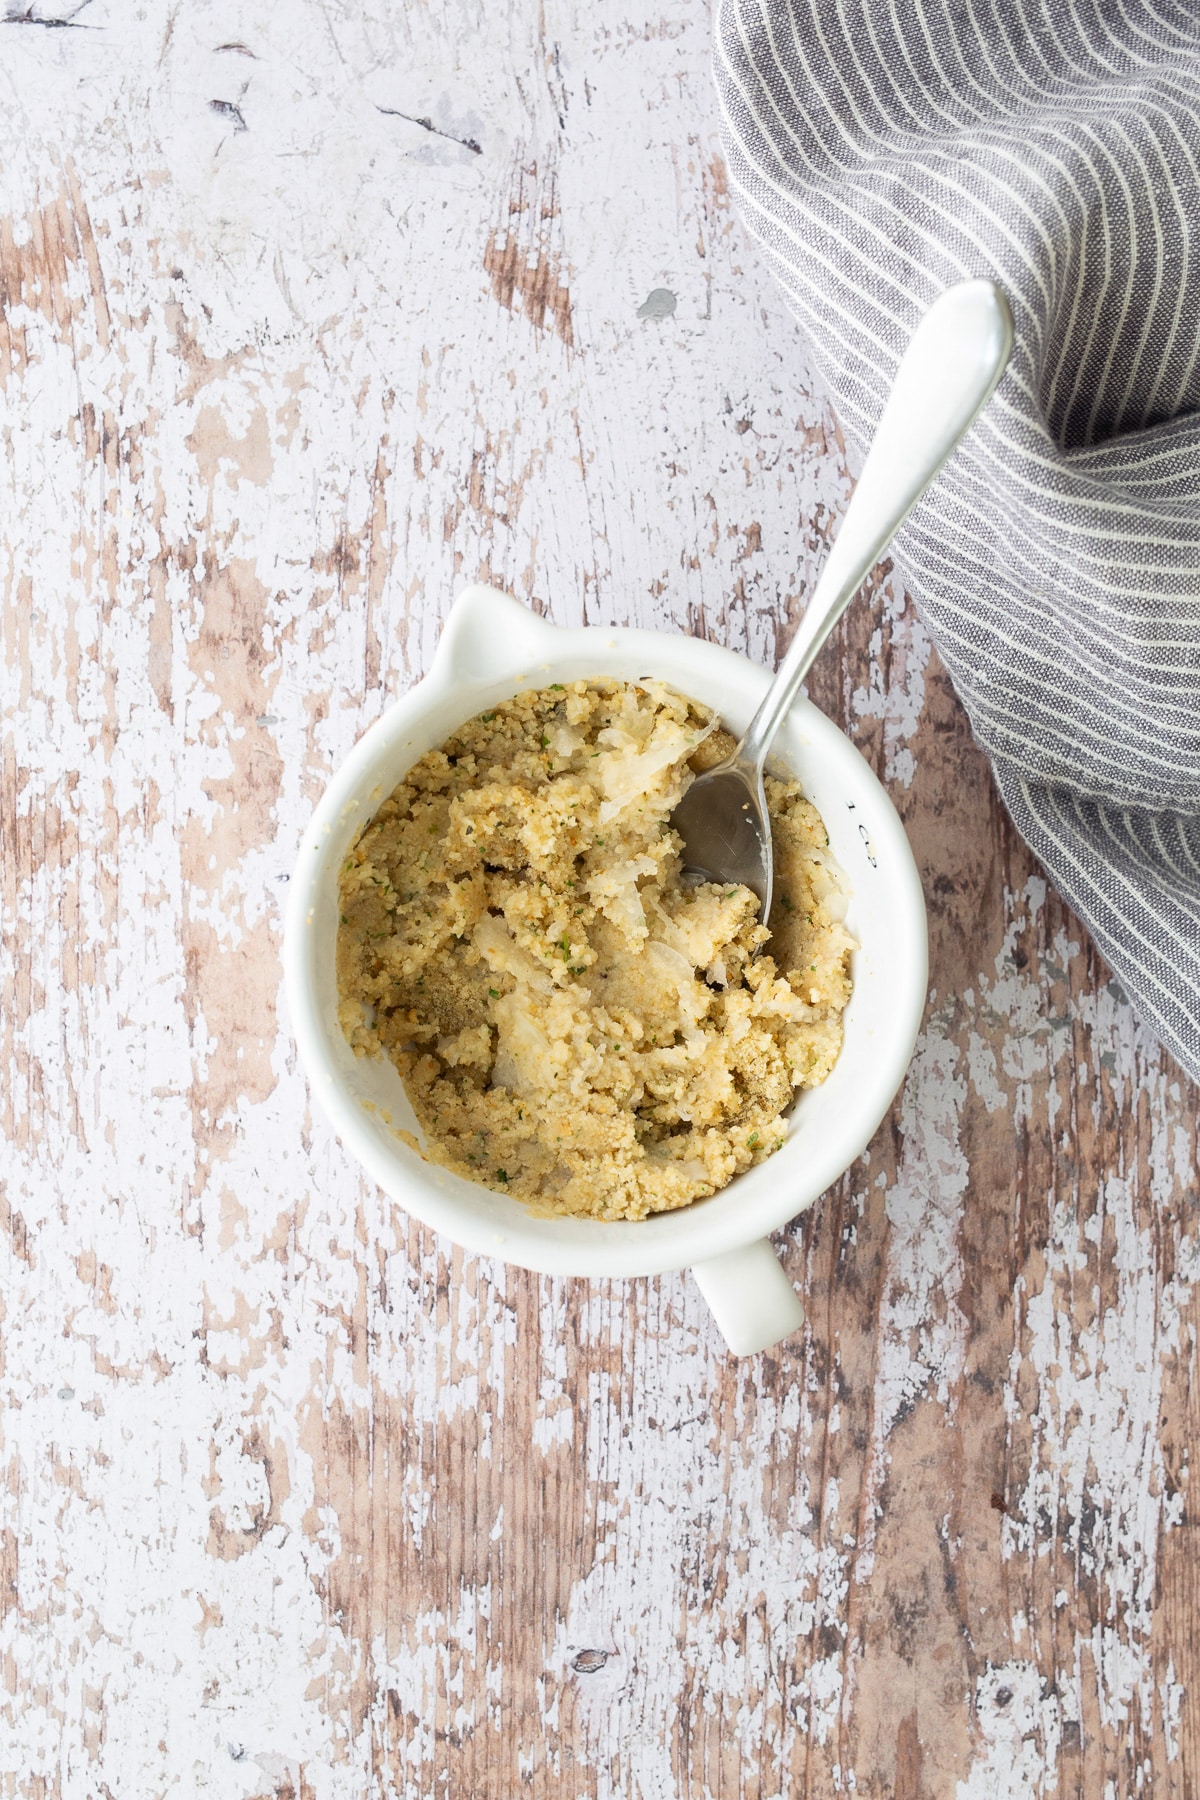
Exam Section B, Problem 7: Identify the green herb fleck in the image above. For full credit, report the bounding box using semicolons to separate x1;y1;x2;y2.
496;1169;509;1183
540;733;550;748
340;914;348;925
488;987;500;998
780;894;794;913
549;682;564;690
747;1132;759;1149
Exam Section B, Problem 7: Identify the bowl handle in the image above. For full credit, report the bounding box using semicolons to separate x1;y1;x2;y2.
690;1240;805;1356
432;583;562;685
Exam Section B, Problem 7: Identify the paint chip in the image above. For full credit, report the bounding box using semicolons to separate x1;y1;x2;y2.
637;287;676;321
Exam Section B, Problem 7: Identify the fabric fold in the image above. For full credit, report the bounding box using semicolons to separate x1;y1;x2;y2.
715;0;1200;1078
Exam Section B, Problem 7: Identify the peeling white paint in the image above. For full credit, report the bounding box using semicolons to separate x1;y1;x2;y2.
958;1660;1063;1800
849;596;931;789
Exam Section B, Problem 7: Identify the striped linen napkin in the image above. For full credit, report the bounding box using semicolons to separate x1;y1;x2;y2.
715;0;1200;1080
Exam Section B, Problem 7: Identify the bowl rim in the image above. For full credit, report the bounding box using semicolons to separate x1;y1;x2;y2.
284;586;928;1278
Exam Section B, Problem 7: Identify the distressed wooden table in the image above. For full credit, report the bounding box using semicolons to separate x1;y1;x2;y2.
3;3;1199;1796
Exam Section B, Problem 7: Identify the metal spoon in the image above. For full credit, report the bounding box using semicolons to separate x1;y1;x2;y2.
671;278;1013;919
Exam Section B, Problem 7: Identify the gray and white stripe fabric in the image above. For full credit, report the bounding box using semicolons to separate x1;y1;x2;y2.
715;0;1200;1079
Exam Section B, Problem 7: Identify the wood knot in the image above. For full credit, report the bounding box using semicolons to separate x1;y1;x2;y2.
571;1648;608;1675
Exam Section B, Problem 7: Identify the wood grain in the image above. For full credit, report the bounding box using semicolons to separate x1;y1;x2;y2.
2;3;1198;1796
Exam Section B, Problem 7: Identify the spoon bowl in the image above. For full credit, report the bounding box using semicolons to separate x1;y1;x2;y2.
670;760;772;914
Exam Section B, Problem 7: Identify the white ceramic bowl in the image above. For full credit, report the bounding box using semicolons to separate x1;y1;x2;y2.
285;585;928;1354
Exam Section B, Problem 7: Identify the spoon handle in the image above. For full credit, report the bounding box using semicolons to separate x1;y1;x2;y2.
738;278;1013;775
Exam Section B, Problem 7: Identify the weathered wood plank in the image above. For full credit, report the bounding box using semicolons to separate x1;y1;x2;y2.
2;3;1198;1797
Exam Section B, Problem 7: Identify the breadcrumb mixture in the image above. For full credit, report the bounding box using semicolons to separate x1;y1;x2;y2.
337;679;853;1221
